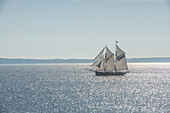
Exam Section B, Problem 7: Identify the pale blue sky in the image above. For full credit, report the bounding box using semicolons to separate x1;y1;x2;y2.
0;0;170;59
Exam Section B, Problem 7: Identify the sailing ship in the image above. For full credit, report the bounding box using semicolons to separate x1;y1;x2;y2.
88;41;128;76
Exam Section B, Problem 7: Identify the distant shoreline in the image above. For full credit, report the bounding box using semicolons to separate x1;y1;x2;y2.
0;57;170;64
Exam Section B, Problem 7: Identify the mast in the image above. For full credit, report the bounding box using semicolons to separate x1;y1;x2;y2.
115;41;118;71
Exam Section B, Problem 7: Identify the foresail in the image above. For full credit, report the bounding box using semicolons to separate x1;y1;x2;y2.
106;47;113;59
106;55;115;71
94;47;105;61
115;44;128;71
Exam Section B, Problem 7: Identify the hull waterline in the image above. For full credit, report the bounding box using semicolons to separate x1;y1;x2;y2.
95;71;128;76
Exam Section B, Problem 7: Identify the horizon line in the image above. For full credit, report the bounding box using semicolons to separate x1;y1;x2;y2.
1;57;170;60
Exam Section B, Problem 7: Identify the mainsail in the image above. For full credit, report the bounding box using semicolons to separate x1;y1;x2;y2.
115;44;128;71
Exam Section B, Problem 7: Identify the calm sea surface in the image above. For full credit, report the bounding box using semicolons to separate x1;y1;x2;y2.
0;63;169;113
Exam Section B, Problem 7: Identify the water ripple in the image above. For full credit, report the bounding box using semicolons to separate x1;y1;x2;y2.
0;63;169;113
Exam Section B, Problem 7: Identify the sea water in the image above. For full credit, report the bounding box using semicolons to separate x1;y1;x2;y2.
0;63;169;113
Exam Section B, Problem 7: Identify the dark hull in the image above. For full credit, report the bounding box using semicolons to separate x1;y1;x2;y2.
95;71;127;76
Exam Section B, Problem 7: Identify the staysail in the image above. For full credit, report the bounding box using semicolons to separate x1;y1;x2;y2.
91;56;103;67
93;47;105;61
115;44;128;71
91;47;105;67
96;58;105;71
91;47;105;71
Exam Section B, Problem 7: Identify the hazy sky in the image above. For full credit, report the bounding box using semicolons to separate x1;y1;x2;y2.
0;0;170;59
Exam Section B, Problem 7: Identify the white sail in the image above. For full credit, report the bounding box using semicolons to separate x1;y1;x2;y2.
96;59;105;71
116;57;128;71
93;47;105;61
106;47;113;59
115;44;128;71
106;55;115;71
116;44;124;57
91;47;105;67
104;47;115;71
91;57;103;67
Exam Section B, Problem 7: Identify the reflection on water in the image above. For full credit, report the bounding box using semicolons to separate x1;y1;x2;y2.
0;63;169;112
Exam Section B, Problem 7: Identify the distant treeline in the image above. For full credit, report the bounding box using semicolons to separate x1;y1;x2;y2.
0;58;92;64
0;57;170;64
127;57;170;63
